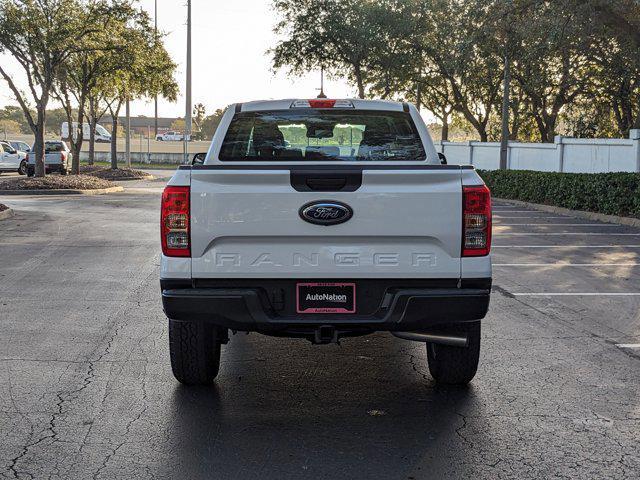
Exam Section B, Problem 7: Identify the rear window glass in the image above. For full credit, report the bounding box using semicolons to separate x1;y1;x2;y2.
44;142;64;153
219;110;426;161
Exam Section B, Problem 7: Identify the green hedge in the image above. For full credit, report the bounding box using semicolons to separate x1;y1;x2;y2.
477;170;640;218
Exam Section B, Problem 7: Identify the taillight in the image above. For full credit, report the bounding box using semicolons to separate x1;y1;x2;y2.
161;186;190;257
61;152;67;161
462;184;492;257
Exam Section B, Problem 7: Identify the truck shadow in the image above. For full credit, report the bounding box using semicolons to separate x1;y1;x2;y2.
161;333;491;479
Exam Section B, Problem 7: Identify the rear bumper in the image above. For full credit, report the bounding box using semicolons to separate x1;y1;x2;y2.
161;278;491;334
27;163;64;171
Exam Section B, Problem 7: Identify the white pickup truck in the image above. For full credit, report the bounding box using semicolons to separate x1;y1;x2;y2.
26;141;72;176
156;131;190;142
161;99;492;386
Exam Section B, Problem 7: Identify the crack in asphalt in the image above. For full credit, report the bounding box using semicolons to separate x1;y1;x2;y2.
6;267;156;480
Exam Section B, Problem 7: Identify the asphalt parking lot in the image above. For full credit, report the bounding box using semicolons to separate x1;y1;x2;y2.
0;174;639;479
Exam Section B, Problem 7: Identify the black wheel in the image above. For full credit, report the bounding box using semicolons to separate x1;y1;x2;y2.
18;160;27;175
26;167;35;177
426;322;481;385
169;319;223;385
60;167;68;176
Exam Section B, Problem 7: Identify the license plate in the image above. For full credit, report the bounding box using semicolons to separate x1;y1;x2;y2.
296;282;356;314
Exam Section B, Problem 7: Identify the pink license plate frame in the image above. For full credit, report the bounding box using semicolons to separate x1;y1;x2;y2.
296;282;356;314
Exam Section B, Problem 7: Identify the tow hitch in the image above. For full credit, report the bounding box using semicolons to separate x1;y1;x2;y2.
313;325;339;345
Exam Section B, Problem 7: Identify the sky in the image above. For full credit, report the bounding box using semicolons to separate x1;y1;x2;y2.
0;0;355;119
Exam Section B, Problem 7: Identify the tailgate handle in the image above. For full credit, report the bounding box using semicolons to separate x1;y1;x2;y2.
290;170;362;192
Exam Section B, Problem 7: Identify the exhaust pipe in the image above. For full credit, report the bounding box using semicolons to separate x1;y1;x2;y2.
392;332;468;348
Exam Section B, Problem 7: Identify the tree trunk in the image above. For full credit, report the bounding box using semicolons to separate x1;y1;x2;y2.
354;65;365;99
34;110;46;178
88;101;96;165
441;117;449;142
110;116;118;170
71;100;86;175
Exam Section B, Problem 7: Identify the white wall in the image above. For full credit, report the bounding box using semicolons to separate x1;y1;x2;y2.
434;130;640;173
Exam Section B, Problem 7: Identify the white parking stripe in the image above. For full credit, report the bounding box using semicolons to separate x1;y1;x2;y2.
495;223;619;226
492;210;537;213
493;245;640;248
616;344;640;349
493;216;565;219
494;263;640;267
511;292;640;296
495;233;640;236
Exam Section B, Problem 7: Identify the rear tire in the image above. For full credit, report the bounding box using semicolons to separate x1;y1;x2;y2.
26;166;34;177
18;161;27;175
426;322;481;385
169;319;223;385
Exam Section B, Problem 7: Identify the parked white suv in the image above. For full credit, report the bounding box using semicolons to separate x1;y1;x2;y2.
160;99;492;386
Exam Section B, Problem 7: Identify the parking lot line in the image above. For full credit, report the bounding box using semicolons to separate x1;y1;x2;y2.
492;210;537;213
493;245;640;248
493;216;566;219
495;223;619;226
616;344;640;349
511;292;640;296
495;233;640;236
494;263;640;267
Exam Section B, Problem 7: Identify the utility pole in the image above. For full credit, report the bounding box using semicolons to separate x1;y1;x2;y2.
184;0;192;165
499;52;510;170
147;125;151;164
154;0;158;138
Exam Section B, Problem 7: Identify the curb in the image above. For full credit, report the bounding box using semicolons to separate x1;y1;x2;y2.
0;208;14;220
495;197;640;228
0;186;124;196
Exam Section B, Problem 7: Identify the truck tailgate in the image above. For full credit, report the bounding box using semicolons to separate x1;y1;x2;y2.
190;166;462;279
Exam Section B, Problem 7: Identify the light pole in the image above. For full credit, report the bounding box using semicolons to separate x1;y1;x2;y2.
499;53;510;170
154;0;158;138
184;0;192;165
125;97;131;168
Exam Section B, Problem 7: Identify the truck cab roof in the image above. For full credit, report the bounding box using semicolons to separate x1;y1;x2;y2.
238;98;408;113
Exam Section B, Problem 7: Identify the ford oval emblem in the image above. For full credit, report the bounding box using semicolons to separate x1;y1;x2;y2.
299;201;353;226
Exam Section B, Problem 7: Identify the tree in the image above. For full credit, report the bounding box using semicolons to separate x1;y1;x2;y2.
192;103;206;137
200;109;225;140
99;9;177;169
272;0;383;98
0;105;31;133
171;119;186;132
53;0;137;174
0;0;108;176
0;119;21;135
201;109;225;140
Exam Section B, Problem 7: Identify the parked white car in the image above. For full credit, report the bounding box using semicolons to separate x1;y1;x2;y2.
156;131;190;141
160;98;492;387
0;141;28;175
26;141;72;176
62;122;112;143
